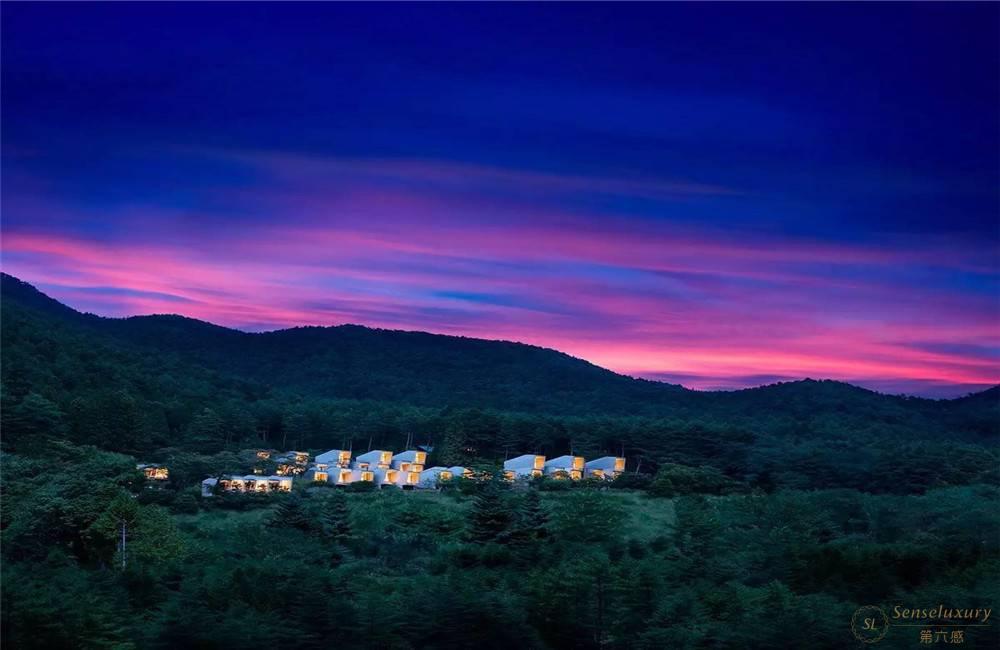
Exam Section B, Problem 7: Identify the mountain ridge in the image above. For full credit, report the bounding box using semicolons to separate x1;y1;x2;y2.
2;272;992;403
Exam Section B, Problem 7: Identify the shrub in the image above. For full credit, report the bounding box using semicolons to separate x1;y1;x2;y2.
346;480;378;493
649;463;746;498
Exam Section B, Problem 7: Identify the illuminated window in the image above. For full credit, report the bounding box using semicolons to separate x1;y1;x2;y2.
572;457;584;470
407;472;419;484
315;472;328;482
400;462;411;472
361;472;374;482
440;471;453;481
533;456;545;470
614;458;626;472
340;470;352;483
415;452;427;465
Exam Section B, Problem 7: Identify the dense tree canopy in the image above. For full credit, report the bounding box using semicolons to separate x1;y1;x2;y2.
2;274;998;648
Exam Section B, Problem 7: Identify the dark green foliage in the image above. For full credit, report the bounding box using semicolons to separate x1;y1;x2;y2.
1;392;66;451
519;489;549;540
649;462;746;497
3;443;1000;649
2;273;997;498
171;490;200;515
467;474;513;544
268;493;312;531
2;274;1000;648
346;480;377;493
320;490;352;546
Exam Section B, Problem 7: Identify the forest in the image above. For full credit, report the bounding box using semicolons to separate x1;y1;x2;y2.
2;273;998;648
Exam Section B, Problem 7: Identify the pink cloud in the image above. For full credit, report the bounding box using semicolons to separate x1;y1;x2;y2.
3;154;997;397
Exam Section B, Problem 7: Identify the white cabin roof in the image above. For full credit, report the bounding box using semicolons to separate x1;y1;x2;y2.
392;450;425;462
505;454;543;465
356;450;391;461
315;449;351;463
585;456;624;469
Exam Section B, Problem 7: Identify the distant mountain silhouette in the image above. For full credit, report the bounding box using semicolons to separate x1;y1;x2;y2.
2;272;996;431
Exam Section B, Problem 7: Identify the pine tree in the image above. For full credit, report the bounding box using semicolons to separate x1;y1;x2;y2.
519;489;548;541
320;491;352;546
467;474;512;544
268;493;312;531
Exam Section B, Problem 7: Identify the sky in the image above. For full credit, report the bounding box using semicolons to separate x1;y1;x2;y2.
2;4;998;398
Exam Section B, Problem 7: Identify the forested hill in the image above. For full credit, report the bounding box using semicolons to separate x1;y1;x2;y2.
0;273;690;414
2;272;998;487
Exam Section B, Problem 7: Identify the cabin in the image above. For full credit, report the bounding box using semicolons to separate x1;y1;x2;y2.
349;468;377;484
315;449;352;467
417;467;454;488
447;466;474;480
274;451;309;464
373;468;400;487
394;469;421;489
275;463;306;476
304;463;330;483
201;477;218;497
329;467;355;485
391;450;427;472
504;454;545;479
354;450;392;470
274;451;309;476
585;456;626;480
544;455;585;480
218;475;293;493
137;464;169;481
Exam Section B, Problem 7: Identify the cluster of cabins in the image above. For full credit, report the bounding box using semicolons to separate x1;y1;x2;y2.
198;449;626;497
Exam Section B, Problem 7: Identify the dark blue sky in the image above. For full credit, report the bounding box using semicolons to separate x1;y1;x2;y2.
3;3;998;396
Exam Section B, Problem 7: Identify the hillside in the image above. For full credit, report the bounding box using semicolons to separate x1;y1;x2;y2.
2;273;997;494
1;273;688;415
